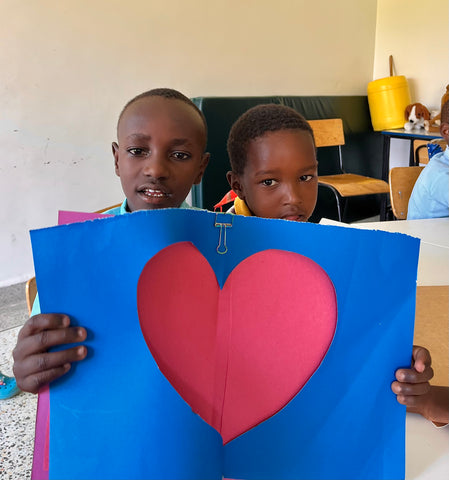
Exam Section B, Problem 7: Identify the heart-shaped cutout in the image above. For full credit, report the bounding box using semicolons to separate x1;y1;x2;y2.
137;242;337;444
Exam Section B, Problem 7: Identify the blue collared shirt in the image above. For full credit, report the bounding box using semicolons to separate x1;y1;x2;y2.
408;147;449;220
102;199;193;215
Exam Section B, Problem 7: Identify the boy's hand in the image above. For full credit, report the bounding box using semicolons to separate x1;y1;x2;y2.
391;345;433;413
12;314;87;393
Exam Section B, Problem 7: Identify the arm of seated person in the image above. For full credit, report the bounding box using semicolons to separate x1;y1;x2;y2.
407;385;449;426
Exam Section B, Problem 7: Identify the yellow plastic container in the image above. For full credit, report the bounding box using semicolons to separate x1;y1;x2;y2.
367;76;411;131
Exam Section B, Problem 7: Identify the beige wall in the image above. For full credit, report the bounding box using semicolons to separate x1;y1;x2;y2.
374;0;449;110
1;0;447;286
0;0;378;285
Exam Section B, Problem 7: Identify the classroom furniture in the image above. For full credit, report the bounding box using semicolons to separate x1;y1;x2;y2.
406;413;448;479
310;118;390;221
25;276;37;315
414;138;446;166
96;203;121;213
388;166;424;220
380;128;443;182
192;96;386;223
414;285;449;386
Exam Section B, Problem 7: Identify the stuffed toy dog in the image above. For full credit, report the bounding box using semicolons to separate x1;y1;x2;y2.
404;103;430;131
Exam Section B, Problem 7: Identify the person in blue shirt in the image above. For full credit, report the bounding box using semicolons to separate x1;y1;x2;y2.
12;88;209;393
408;100;449;220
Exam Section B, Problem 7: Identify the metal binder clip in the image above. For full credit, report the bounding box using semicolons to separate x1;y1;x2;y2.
214;213;233;254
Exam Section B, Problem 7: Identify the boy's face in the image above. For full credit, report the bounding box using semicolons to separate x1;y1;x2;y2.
113;96;209;211
228;130;318;221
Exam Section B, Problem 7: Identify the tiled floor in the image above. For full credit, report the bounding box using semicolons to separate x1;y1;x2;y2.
0;282;36;480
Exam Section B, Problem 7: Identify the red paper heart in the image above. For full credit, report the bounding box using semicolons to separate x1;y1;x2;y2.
137;242;337;444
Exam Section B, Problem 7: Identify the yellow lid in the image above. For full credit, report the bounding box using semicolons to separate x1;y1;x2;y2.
367;75;409;92
367;76;411;130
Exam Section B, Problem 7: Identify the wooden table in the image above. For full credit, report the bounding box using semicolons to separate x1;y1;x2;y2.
380;129;443;182
406;413;449;480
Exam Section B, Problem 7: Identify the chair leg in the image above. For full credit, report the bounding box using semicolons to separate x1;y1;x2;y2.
380;194;388;221
329;187;343;222
318;183;343;222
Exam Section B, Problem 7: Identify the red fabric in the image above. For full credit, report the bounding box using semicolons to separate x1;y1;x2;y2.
214;190;238;211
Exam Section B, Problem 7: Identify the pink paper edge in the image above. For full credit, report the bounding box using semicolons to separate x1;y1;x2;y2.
58;210;112;225
31;386;49;480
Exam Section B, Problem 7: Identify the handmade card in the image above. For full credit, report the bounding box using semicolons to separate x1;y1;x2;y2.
30;209;420;480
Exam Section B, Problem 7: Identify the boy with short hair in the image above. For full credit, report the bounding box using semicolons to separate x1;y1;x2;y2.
226;103;317;221
12;88;210;393
109;88;209;213
223;103;445;425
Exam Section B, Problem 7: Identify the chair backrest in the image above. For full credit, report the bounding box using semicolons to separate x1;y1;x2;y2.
26;276;37;315
308;119;345;148
389;166;424;220
308;118;345;173
413;139;446;165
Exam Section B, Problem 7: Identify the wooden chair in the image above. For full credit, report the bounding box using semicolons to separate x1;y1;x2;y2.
413;139;446;166
96;203;122;213
308;119;390;222
25;203;121;314
388;166;424;220
25;276;37;315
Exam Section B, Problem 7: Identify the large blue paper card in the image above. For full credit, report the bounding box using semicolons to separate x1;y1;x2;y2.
30;209;420;480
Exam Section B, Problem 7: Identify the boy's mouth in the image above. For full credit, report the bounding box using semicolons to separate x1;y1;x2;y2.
282;214;306;222
139;187;171;199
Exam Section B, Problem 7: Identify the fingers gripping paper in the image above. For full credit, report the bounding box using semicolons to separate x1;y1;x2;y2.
29;209;420;480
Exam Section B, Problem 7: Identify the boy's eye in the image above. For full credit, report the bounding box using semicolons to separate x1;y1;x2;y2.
300;174;314;182
261;179;276;186
171;151;191;161
127;148;147;156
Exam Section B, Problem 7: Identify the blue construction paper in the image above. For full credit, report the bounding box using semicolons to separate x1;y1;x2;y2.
30;209;420;480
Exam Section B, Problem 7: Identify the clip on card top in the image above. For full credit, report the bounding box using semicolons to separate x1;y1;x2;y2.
215;213;233;254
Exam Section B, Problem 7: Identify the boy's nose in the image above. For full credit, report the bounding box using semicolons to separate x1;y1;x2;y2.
142;153;169;178
284;185;303;205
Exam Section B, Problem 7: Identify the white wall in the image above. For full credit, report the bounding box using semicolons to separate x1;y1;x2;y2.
0;0;378;286
373;0;449;110
3;0;448;287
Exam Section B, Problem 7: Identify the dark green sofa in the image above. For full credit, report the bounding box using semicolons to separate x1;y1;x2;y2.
191;96;386;223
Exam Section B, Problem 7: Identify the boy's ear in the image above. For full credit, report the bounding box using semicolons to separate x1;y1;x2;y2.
193;152;210;184
440;122;449;142
226;171;245;199
112;142;120;176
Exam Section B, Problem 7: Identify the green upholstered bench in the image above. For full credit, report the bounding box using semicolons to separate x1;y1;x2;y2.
191;96;385;223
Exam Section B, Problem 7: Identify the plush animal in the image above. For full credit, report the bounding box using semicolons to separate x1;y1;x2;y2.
404;103;430;131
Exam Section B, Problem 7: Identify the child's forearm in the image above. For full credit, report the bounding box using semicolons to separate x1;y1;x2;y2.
408;385;449;426
427;386;449;426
